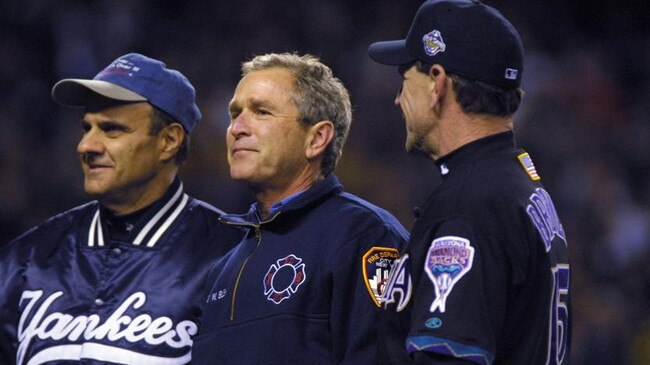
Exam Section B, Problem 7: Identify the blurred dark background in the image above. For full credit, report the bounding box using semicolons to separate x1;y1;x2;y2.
1;0;649;363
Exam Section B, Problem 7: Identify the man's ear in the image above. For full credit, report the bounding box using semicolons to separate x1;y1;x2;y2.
305;120;334;160
428;64;449;111
159;123;185;162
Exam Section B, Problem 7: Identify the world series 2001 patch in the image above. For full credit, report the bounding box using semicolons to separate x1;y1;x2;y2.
424;236;474;313
422;29;446;56
363;247;399;307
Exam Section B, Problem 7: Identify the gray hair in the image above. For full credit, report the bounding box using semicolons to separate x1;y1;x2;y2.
242;53;352;176
150;106;189;165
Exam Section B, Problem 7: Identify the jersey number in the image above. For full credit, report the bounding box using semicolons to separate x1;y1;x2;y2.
547;265;570;364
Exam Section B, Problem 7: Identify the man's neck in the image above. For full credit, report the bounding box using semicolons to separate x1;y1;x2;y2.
435;113;513;159
255;170;323;220
99;173;177;216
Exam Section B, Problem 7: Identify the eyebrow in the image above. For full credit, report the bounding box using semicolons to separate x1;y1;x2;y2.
228;101;240;114
229;97;277;113
81;119;131;131
248;98;276;110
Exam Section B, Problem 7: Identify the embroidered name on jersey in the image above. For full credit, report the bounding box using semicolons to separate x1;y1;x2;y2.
263;254;306;304
362;247;399;307
425;236;475;313
382;254;413;312
17;290;196;365
526;187;566;252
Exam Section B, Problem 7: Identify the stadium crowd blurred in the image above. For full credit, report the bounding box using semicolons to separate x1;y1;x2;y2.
1;1;648;363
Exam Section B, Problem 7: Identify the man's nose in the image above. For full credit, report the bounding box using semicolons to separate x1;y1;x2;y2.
394;85;403;106
229;113;251;138
77;129;104;155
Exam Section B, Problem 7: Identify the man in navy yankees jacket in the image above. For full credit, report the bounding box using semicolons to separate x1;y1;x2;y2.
0;53;241;364
191;53;409;364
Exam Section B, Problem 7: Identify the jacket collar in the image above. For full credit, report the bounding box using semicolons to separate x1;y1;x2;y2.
87;177;189;248
220;174;343;226
434;131;516;178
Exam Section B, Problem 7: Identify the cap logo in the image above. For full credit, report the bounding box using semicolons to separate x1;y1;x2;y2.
98;58;142;78
422;30;446;56
505;68;518;80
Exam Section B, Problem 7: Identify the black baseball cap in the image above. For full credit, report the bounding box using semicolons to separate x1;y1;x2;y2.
368;0;523;89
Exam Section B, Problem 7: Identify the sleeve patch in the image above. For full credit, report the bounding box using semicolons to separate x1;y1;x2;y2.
424;236;475;313
362;247;399;307
517;152;541;181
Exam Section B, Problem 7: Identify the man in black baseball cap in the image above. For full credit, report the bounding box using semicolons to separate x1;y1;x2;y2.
369;1;571;364
369;0;523;89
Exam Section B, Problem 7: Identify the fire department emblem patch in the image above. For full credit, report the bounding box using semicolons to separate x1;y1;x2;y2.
362;247;399;307
263;254;306;304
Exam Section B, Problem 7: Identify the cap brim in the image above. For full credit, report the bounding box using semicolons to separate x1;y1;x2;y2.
51;79;147;106
368;39;416;66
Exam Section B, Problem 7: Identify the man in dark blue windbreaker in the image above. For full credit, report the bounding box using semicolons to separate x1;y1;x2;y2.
192;53;409;364
0;53;241;365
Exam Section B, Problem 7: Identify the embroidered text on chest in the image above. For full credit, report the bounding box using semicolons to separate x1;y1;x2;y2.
17;290;196;365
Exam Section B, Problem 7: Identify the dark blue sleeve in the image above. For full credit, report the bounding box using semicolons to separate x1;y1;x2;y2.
329;223;408;364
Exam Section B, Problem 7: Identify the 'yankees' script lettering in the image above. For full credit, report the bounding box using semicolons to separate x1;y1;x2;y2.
16;290;197;365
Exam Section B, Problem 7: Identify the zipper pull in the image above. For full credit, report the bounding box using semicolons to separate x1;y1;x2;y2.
254;226;261;243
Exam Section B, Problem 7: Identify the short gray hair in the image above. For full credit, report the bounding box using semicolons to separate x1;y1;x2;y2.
242;53;352;176
149;106;189;165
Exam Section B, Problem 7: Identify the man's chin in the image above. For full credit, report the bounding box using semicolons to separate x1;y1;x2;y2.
406;141;432;158
83;182;108;197
229;166;258;184
229;174;266;192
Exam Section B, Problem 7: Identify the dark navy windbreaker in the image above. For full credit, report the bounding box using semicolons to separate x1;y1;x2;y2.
192;174;409;364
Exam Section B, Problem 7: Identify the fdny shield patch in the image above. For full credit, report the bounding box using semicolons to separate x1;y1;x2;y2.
263;254;306;304
362;247;399;307
424;236;475;313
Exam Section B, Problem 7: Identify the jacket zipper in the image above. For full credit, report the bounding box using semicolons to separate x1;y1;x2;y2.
229;225;261;320
220;211;282;321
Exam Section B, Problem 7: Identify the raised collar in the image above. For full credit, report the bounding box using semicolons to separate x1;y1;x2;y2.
220;174;343;226
252;188;306;218
87;178;189;248
434;131;516;178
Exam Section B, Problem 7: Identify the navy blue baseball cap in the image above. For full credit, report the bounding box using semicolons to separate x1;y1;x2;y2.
368;0;523;89
52;53;202;133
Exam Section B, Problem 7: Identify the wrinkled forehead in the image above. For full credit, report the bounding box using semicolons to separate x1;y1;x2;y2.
231;68;298;108
83;98;154;126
